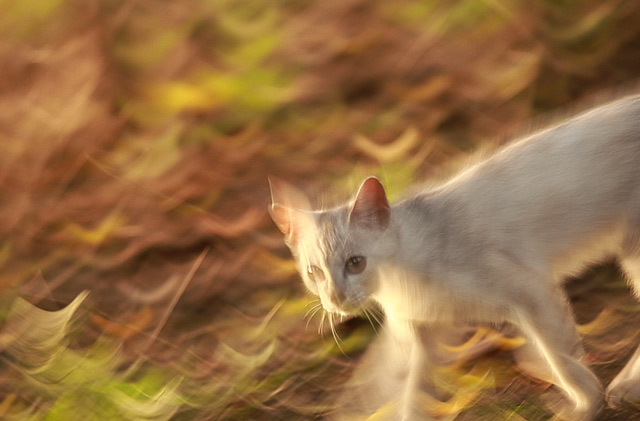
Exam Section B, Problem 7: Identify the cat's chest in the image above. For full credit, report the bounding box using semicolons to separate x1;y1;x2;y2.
372;267;451;322
372;265;508;324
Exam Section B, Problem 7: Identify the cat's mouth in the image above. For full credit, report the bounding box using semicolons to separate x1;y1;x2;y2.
320;300;352;316
320;295;367;316
317;280;371;316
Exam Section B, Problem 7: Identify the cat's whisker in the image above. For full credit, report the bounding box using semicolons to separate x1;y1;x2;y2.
329;313;347;356
369;307;384;326
304;301;322;319
304;308;318;323
318;311;326;336
305;304;322;321
363;308;379;336
305;299;319;308
305;305;323;330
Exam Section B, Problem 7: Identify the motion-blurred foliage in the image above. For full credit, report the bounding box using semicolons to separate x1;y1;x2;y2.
1;0;640;419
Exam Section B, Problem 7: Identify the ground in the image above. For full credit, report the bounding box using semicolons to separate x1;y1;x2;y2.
1;0;640;419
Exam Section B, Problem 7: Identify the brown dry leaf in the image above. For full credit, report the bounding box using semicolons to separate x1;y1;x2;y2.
117;275;183;305
91;306;155;341
425;387;483;418
546;2;618;43
401;74;452;103
479;49;542;100
196;207;265;238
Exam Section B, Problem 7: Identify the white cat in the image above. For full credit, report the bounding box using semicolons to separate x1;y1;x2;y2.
269;94;640;420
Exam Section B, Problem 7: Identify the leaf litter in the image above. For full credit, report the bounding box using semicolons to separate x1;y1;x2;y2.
1;0;640;419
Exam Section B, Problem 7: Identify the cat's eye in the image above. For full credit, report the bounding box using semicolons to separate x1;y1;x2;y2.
345;256;366;275
307;265;326;282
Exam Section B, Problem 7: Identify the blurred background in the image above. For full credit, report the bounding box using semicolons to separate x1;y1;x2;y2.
1;0;640;419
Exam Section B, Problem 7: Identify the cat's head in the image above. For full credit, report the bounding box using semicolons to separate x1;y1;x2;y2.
269;177;395;315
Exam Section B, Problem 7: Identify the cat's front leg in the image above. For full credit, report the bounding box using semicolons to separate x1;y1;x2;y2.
606;345;640;408
399;328;426;421
335;318;435;420
606;254;640;407
386;318;438;421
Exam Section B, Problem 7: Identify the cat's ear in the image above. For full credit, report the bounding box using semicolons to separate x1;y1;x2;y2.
268;177;311;244
269;204;305;244
268;176;311;210
349;176;390;230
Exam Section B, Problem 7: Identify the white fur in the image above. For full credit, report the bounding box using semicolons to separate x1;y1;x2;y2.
271;94;640;420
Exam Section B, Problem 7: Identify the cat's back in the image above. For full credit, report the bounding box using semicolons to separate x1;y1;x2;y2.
409;95;640;267
436;94;640;208
410;95;640;203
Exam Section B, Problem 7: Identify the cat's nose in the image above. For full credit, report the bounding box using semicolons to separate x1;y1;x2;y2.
320;296;340;313
330;287;346;306
318;285;346;313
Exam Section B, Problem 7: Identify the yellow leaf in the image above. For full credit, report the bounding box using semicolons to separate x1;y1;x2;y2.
117;125;184;180
218;341;275;369
589;333;639;354
364;400;397;420
0;393;16;416
65;212;126;245
0;291;89;366
402;75;452;103
354;127;419;163
577;307;623;336
434;364;495;392
280;295;313;317
494;51;541;100
251;249;298;277
0;0;65;39
547;3;616;43
441;327;526;355
0;243;11;268
152;81;218;112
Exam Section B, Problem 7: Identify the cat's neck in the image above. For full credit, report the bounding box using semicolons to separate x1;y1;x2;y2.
389;194;449;271
371;193;467;319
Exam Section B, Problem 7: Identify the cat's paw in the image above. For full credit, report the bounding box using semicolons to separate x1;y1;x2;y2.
566;390;603;421
576;399;604;421
606;375;640;409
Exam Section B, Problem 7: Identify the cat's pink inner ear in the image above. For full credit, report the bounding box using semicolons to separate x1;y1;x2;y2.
270;204;292;237
268;177;289;208
269;204;306;244
349;177;390;229
268;177;315;245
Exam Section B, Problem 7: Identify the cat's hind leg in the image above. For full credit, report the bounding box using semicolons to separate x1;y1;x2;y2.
512;283;603;419
606;254;640;408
